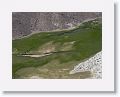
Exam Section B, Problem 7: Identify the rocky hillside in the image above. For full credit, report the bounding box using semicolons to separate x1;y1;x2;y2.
12;12;101;39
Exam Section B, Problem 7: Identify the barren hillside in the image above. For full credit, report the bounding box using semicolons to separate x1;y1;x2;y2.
12;12;101;39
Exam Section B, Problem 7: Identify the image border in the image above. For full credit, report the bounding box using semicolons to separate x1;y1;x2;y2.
0;0;114;91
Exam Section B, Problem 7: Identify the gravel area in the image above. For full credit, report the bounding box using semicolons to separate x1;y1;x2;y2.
69;51;102;79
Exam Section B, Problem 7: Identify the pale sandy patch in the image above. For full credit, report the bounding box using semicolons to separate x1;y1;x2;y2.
29;76;44;79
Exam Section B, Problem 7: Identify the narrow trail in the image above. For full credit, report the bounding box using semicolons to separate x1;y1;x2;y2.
17;51;74;58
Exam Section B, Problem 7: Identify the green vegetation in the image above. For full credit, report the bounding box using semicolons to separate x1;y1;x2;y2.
12;18;102;79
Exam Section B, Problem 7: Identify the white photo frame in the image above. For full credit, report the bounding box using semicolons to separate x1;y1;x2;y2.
0;0;114;91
